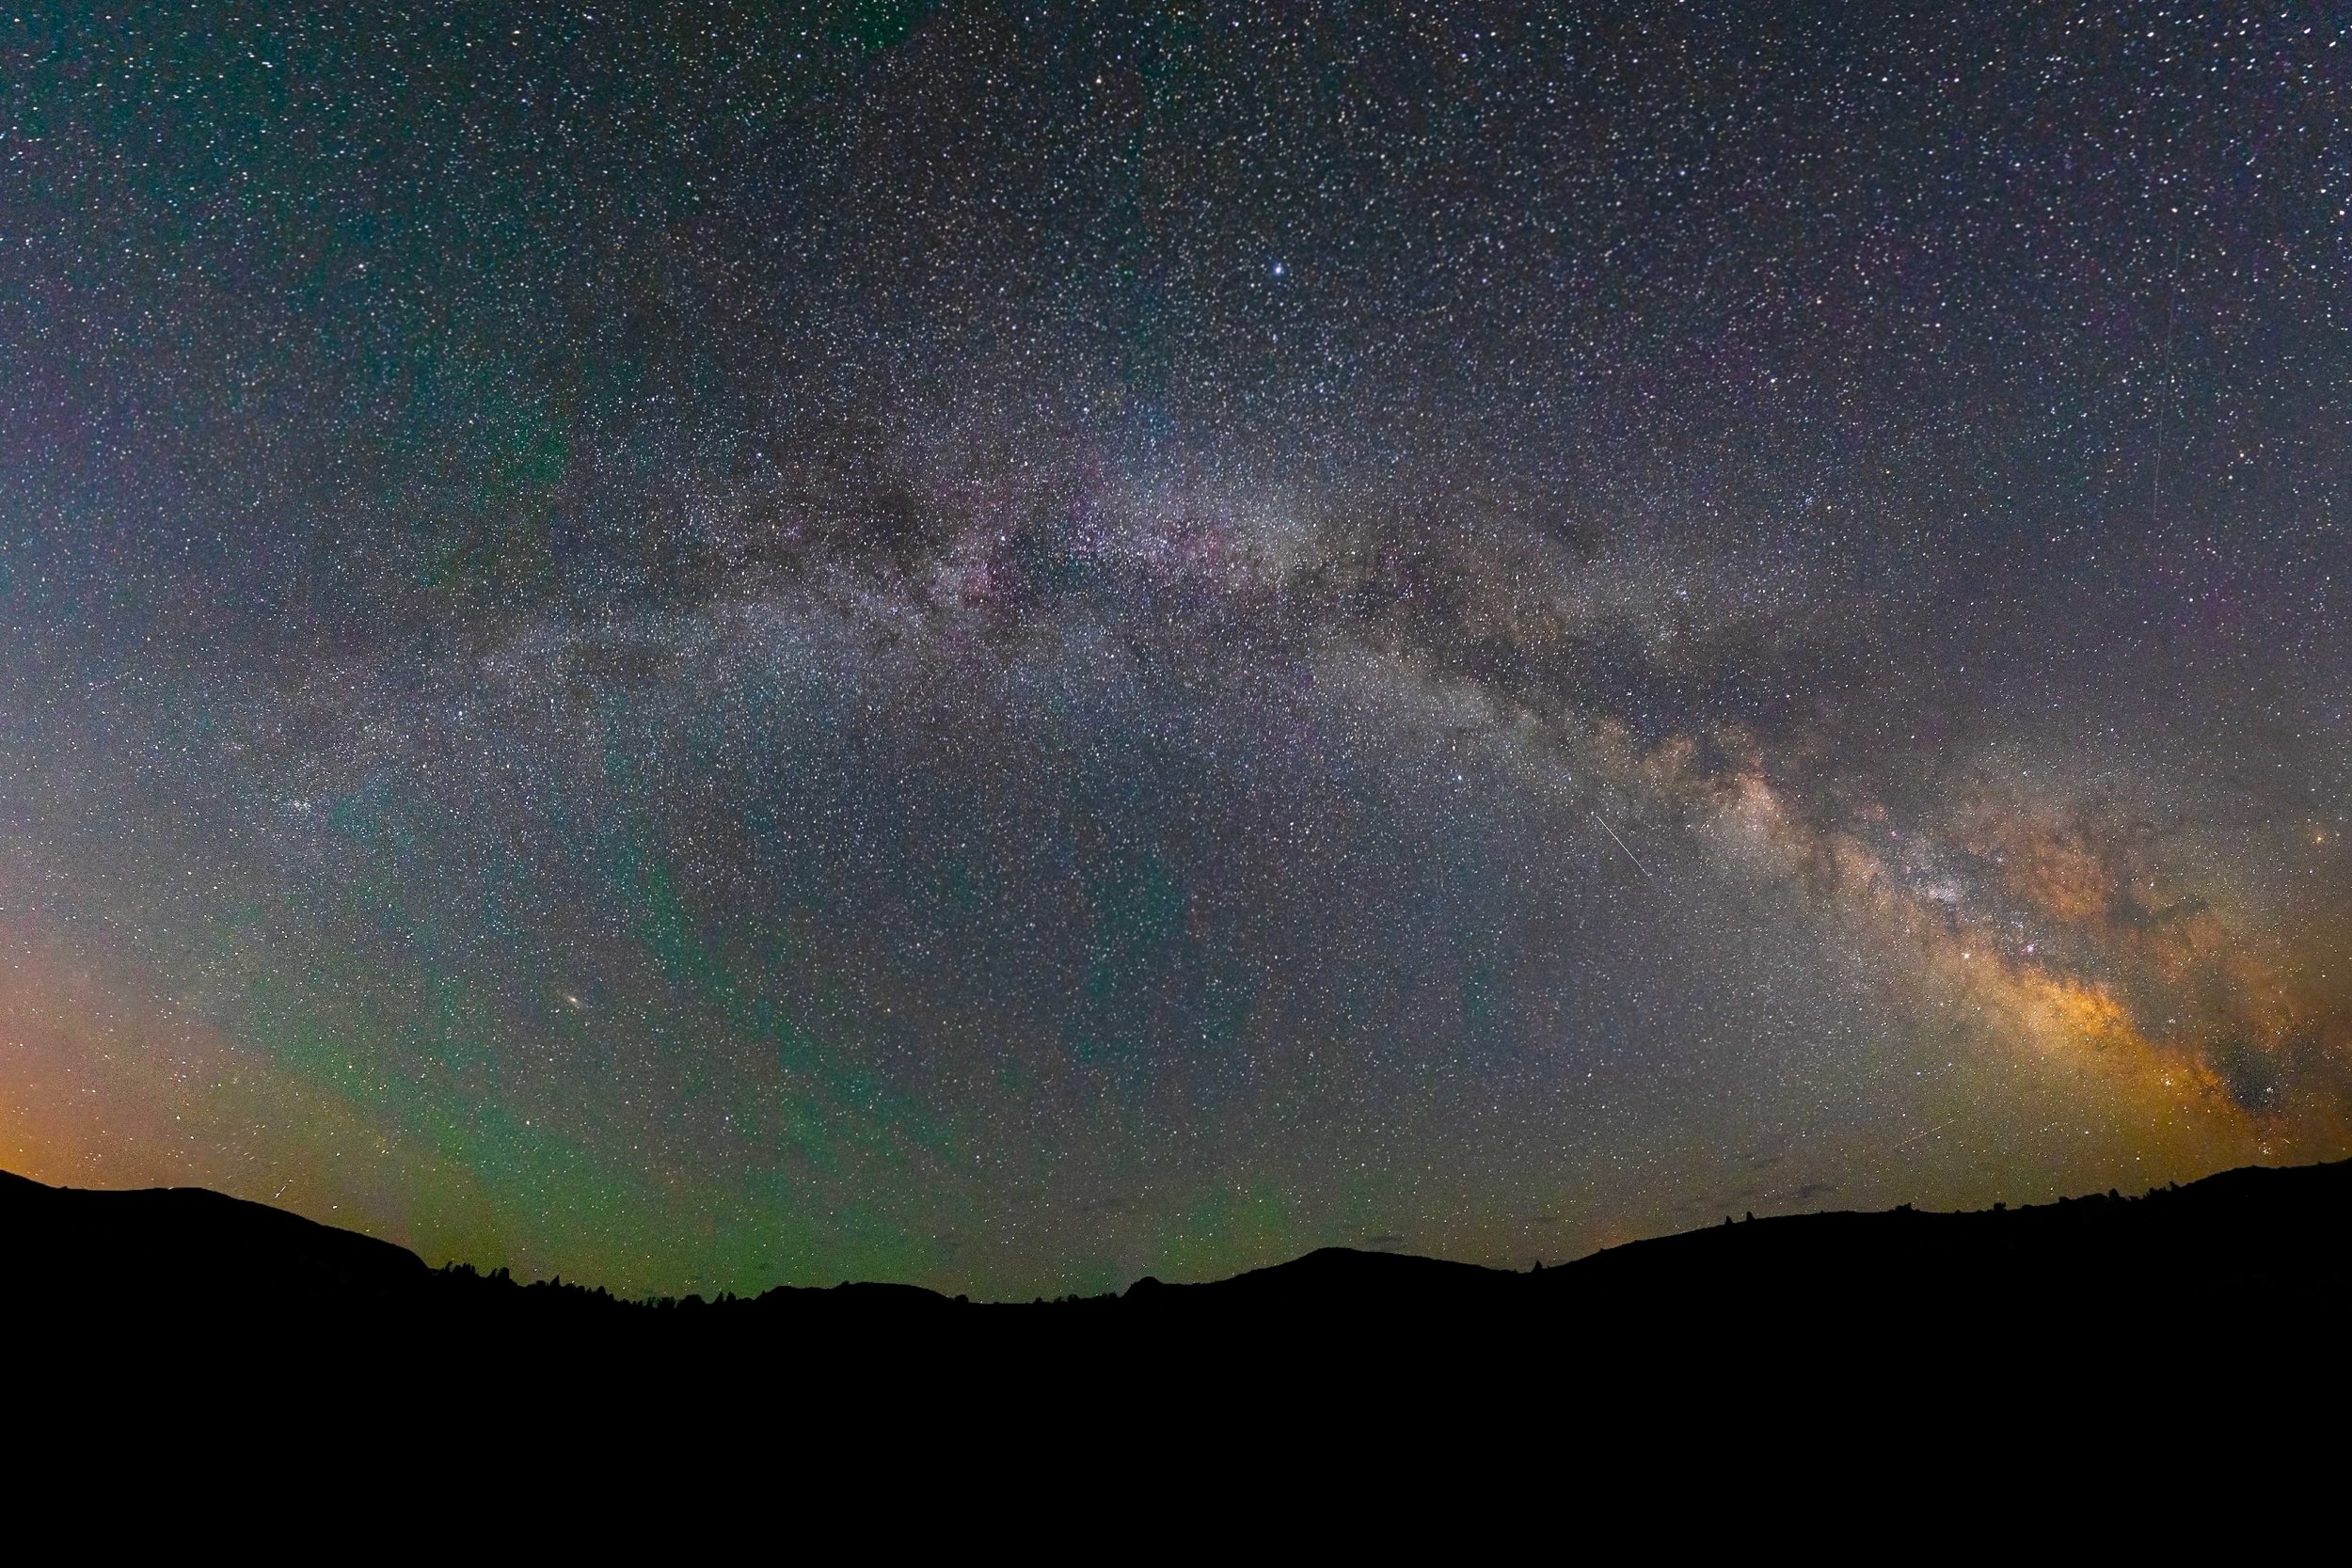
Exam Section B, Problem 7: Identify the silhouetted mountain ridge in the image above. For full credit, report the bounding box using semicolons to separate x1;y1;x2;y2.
9;1159;2351;1341
0;1167;428;1310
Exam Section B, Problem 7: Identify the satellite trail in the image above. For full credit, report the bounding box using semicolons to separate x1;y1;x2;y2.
1592;813;1653;879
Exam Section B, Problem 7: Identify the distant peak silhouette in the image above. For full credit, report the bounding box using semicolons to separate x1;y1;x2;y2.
9;1159;2352;1356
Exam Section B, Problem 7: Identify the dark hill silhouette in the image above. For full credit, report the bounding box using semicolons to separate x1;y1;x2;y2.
11;1159;2352;1366
1545;1159;2352;1317
0;1168;428;1312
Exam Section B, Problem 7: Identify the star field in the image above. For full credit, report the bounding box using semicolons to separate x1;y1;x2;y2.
3;2;2349;1296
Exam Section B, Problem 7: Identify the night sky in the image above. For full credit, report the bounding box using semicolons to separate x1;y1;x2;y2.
5;2;2349;1298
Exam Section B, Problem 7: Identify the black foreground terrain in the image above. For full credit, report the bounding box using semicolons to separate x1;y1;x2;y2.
9;1159;2351;1369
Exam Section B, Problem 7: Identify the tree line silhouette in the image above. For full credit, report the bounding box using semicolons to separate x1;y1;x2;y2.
9;1158;2351;1392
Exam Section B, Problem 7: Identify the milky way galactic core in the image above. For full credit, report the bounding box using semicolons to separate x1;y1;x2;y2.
5;3;2349;1296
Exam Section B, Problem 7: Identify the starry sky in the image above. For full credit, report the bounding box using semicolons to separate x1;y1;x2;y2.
4;1;2349;1298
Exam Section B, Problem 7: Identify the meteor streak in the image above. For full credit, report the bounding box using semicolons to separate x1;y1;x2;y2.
1592;813;1653;879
